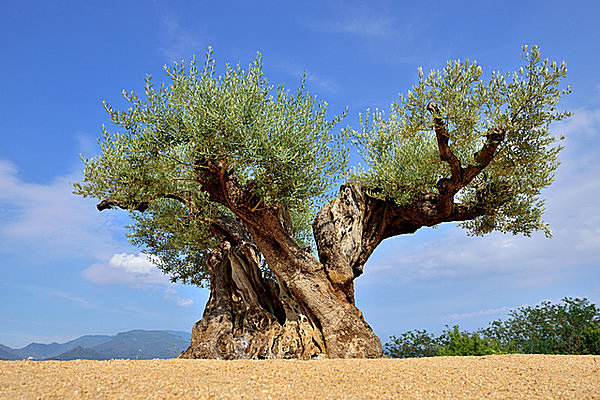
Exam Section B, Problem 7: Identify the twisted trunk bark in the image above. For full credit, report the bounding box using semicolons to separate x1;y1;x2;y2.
181;161;384;358
242;213;383;358
179;217;326;359
178;207;383;359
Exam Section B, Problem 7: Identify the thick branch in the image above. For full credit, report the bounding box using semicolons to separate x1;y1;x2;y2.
195;159;293;246
96;193;190;212
427;101;462;186
427;101;463;216
426;101;506;216
314;181;512;296
313;183;422;298
210;215;254;245
96;199;149;212
462;126;506;184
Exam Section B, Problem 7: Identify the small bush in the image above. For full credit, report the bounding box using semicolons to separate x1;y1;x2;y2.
436;326;513;356
384;330;439;358
581;322;600;354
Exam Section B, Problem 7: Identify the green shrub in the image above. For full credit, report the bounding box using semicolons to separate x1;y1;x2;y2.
581;322;600;354
479;297;600;354
386;297;600;358
437;325;512;356
384;330;439;358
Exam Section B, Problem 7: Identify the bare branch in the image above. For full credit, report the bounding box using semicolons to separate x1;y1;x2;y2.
96;192;190;212
462;126;506;185
96;199;149;212
427;101;463;186
426;102;506;217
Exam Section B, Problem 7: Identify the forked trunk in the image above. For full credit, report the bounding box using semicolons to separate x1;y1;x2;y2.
178;208;383;359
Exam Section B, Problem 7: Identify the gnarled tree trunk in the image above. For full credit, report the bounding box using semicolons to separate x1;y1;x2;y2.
177;188;386;359
102;177;503;359
179;216;327;359
178;174;503;359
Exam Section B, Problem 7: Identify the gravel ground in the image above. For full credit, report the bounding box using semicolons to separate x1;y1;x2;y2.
1;354;599;399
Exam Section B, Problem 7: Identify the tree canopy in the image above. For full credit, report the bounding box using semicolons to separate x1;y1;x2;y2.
74;48;348;285
353;45;569;236
74;45;569;288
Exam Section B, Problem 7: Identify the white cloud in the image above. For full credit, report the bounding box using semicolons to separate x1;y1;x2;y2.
0;160;188;293
109;253;159;275
83;253;171;287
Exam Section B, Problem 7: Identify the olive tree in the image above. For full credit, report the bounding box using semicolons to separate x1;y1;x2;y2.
74;46;569;359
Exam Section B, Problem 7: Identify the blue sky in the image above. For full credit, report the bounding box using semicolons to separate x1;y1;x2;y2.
1;0;599;348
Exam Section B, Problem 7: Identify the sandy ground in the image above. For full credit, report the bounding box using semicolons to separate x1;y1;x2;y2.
1;354;598;399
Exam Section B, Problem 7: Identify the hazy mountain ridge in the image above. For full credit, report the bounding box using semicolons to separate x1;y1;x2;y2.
0;330;189;360
91;330;188;360
10;335;114;360
45;346;112;361
0;345;20;360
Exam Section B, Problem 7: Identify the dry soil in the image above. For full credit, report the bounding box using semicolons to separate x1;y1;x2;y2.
1;354;599;399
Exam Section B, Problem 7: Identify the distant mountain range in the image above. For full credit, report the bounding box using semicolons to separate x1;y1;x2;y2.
0;330;190;360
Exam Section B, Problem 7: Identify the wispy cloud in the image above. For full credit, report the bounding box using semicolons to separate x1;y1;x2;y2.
276;61;339;94
45;289;93;309
305;7;428;66
447;306;515;320
556;107;600;140
592;84;600;104
0;160;125;260
163;287;194;307
36;287;133;316
305;71;339;94
158;13;206;62
445;296;572;321
307;5;398;38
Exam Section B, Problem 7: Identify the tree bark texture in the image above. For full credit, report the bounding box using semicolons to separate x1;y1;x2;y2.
178;216;327;359
175;160;385;358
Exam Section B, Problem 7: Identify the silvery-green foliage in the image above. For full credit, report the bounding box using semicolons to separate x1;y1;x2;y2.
74;46;569;287
73;48;348;285
126;199;222;288
353;46;570;236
